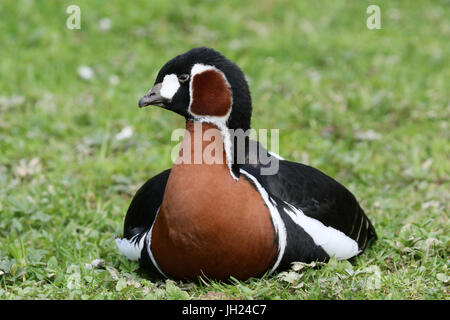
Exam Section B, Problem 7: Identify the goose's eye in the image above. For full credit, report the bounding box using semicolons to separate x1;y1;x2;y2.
178;74;190;83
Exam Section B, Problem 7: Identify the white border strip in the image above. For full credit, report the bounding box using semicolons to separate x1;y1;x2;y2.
240;169;287;272
147;207;168;278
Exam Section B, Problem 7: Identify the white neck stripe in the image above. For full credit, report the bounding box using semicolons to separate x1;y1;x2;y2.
188;63;236;180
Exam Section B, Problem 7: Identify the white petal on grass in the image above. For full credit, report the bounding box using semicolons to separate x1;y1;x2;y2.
77;66;95;80
84;259;105;270
425;237;441;248
14;157;42;177
436;273;448;283
277;271;302;284
115;126;133;141
421;201;440;209
116;278;127;292
35;93;56;112
109;75;120;86
355;129;381;141
364;265;382;290
91;259;105;268
291;261;323;271
106;266;120;281
307;69;321;85
0;95;25;111
421;158;433;170
98;18;112;31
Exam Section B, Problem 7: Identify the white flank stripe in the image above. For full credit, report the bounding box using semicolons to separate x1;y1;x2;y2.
268;151;284;160
283;202;360;260
239;169;287;273
355;214;364;242
115;210;167;278
115;233;147;261
160;73;180;100
147;207;168;278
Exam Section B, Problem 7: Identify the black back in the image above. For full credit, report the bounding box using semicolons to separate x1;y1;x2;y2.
242;140;377;251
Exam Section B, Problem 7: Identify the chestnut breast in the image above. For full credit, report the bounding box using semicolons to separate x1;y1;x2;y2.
150;122;277;281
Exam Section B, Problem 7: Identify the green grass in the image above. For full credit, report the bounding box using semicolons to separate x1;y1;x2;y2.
0;0;448;300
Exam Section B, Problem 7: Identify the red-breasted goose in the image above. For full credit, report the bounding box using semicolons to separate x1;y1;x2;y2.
116;47;377;281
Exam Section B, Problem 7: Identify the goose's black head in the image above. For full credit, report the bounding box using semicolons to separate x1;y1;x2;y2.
138;47;252;131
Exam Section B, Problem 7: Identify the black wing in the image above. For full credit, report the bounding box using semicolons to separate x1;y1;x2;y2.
242;139;376;251
123;169;171;239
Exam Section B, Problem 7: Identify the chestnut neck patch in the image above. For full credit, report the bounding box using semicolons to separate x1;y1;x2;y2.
189;68;232;117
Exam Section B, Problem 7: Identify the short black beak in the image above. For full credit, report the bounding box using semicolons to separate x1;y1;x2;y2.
138;83;167;108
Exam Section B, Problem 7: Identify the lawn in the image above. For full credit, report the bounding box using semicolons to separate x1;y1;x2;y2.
0;0;448;300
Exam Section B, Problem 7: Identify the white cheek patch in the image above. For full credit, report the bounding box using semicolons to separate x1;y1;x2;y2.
160;74;180;100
